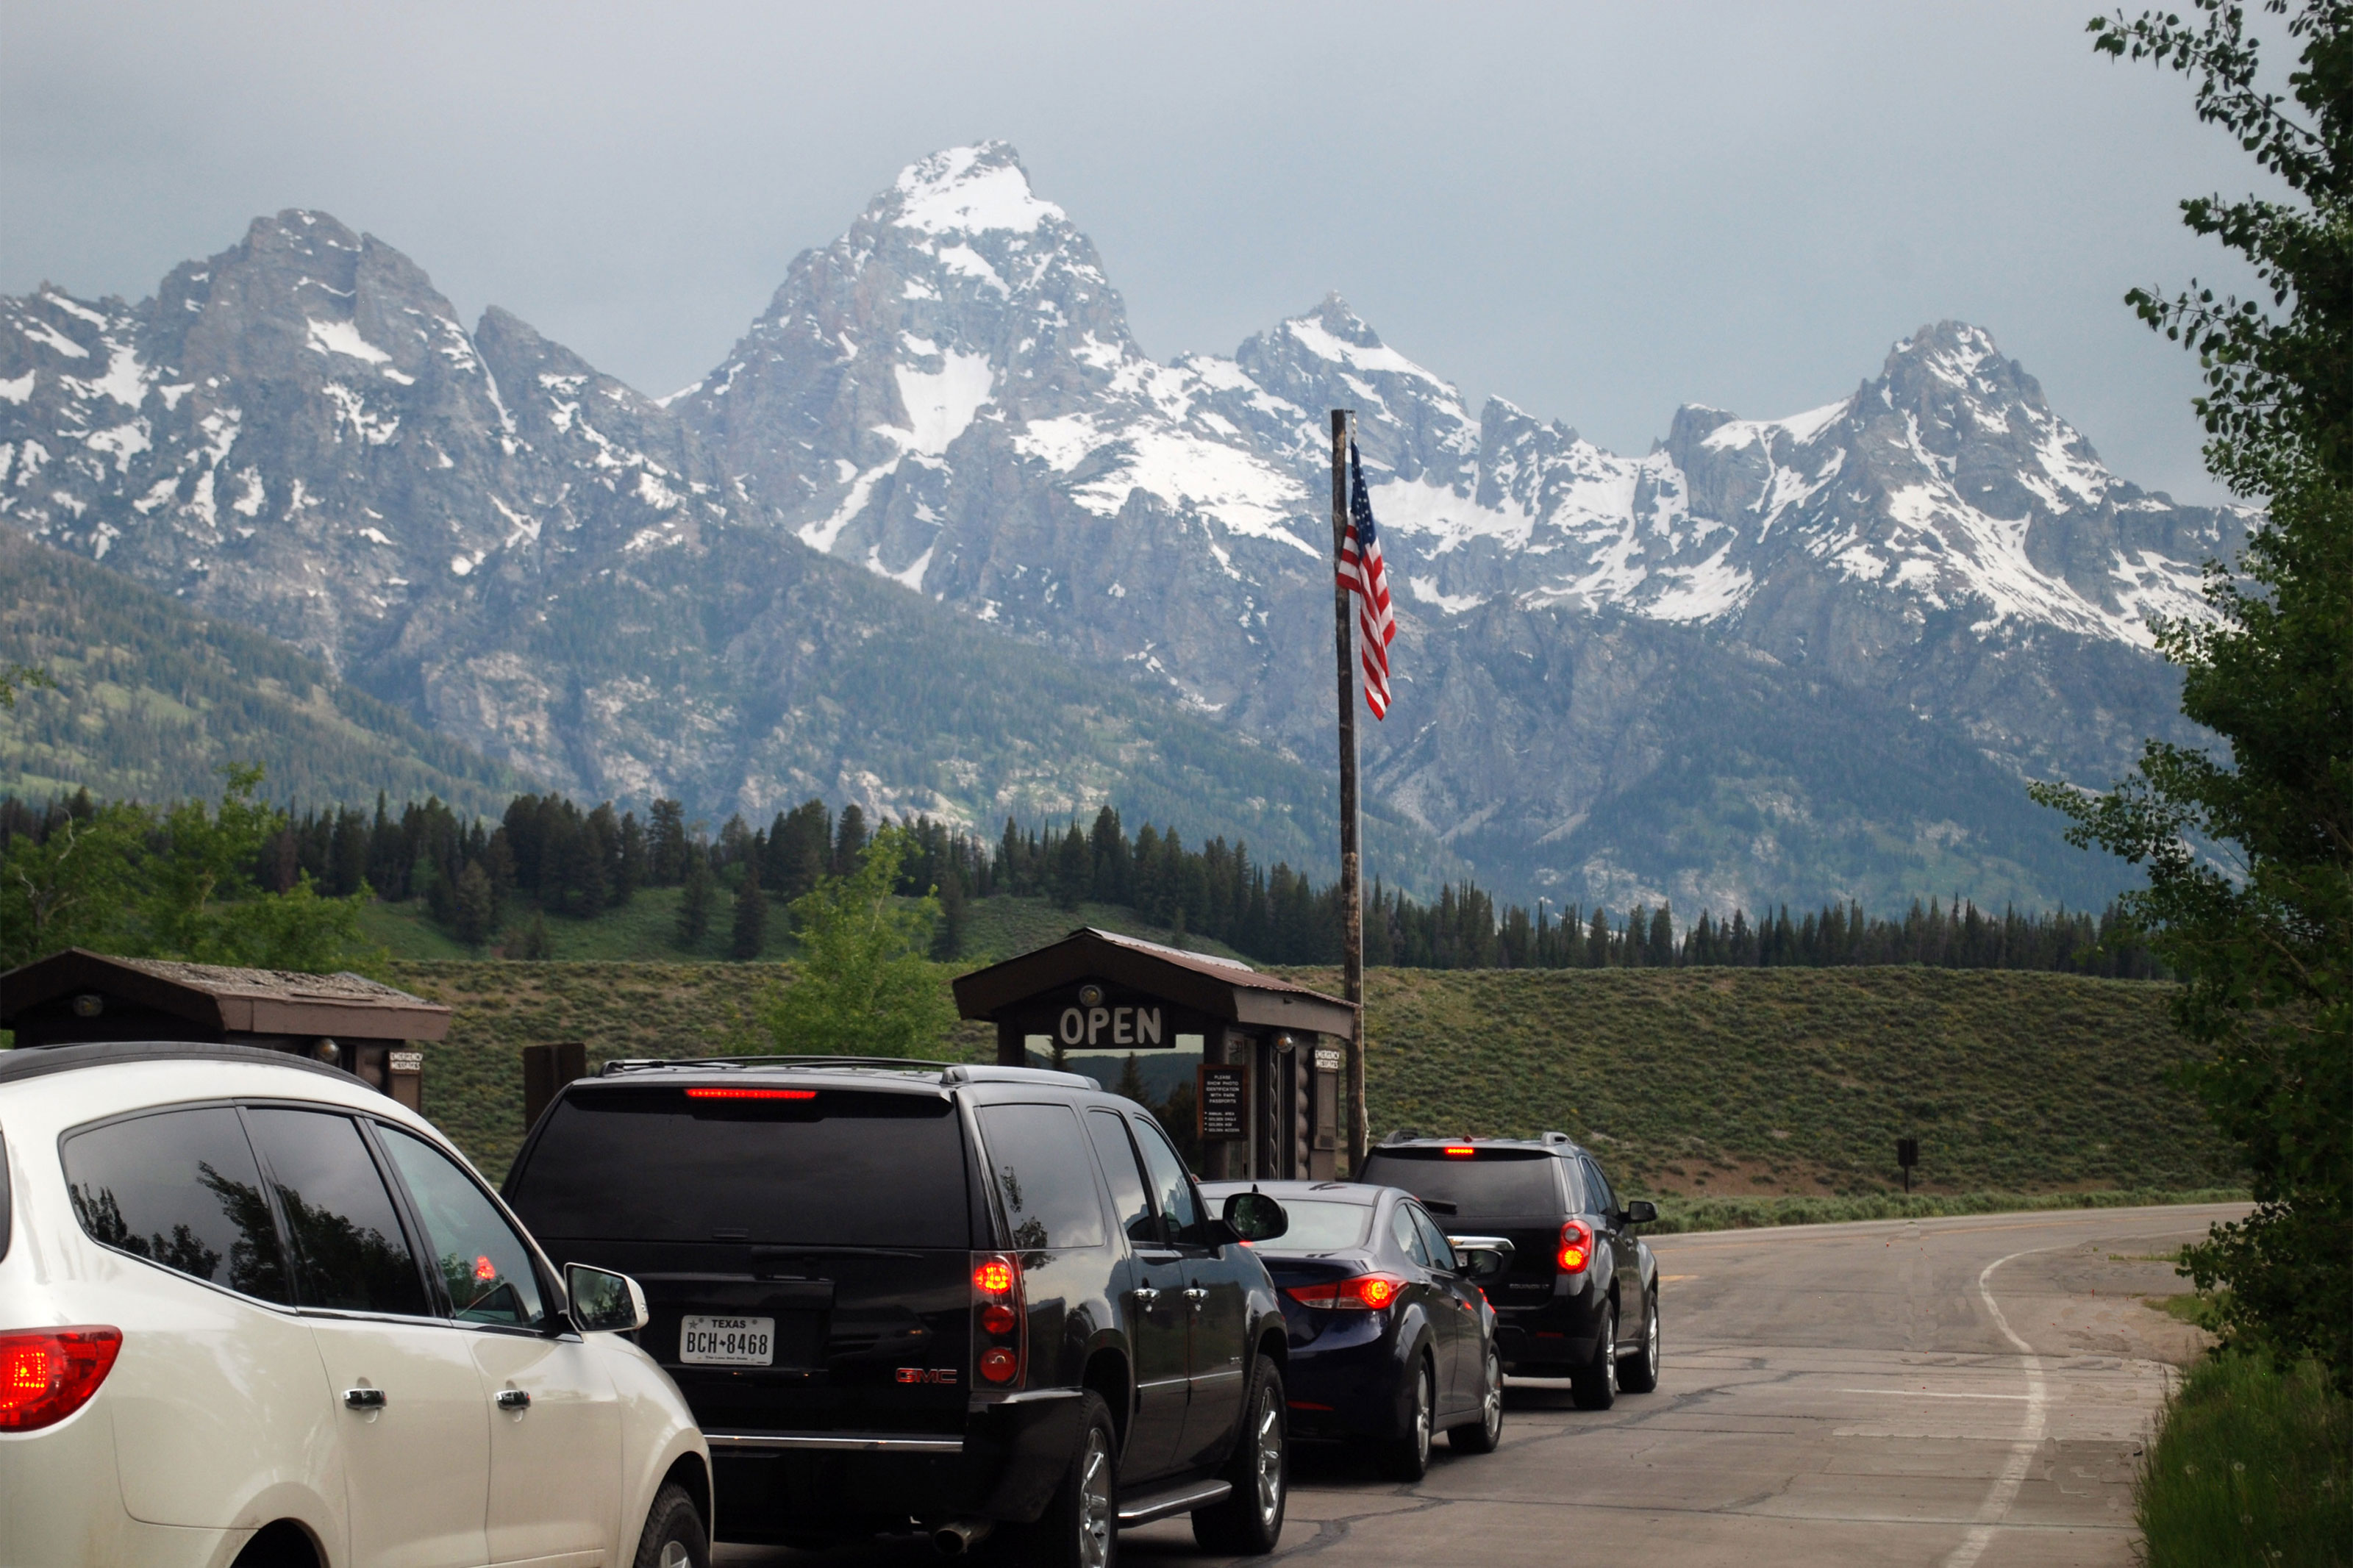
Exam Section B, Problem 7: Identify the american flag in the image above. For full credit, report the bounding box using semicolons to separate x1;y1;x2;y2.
1338;440;1396;718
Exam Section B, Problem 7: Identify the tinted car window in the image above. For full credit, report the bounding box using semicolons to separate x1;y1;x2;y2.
978;1103;1107;1251
1256;1199;1371;1251
1390;1203;1431;1267
63;1106;291;1303
1360;1150;1569;1217
379;1126;546;1326
1580;1157;1616;1217
1086;1110;1156;1246
1409;1206;1457;1272
245;1108;428;1316
507;1086;970;1248
1132;1120;1204;1247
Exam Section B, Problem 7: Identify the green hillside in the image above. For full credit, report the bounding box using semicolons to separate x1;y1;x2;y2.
396;960;2232;1198
360;889;1241;966
0;532;523;813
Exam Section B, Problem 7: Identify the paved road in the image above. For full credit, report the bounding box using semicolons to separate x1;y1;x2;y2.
716;1203;2239;1568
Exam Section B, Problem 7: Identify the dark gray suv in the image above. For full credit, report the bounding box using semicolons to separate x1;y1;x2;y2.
1357;1132;1660;1408
504;1057;1293;1566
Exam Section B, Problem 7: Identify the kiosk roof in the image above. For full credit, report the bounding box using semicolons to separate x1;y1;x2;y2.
951;927;1355;1036
0;948;451;1041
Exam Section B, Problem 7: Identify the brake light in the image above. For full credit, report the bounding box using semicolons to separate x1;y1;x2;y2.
0;1328;122;1432
1284;1273;1407;1311
1443;1146;1477;1157
1557;1219;1593;1275
970;1252;1026;1389
685;1086;816;1100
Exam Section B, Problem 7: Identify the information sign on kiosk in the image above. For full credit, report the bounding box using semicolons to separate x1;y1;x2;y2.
951;927;1356;1180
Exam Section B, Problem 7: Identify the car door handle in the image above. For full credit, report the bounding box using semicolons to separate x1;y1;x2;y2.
1182;1287;1208;1311
1132;1287;1160;1305
496;1388;532;1411
343;1387;387;1410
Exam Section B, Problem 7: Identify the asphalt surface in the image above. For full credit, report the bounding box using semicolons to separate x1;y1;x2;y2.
714;1203;2240;1568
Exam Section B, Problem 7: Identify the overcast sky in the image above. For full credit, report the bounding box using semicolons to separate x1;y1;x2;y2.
3;1;2277;504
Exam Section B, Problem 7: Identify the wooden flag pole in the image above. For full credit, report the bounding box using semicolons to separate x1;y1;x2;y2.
1329;408;1367;1171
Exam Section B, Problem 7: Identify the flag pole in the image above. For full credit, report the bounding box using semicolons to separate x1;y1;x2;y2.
1329;408;1367;1172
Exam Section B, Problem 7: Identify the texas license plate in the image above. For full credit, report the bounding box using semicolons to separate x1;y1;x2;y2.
680;1314;775;1366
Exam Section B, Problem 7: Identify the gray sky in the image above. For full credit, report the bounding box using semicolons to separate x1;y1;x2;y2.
4;1;2276;504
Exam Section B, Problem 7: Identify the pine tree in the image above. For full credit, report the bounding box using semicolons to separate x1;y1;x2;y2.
677;854;715;949
730;858;768;960
1115;1053;1149;1104
932;860;968;960
834;804;868;876
451;859;496;947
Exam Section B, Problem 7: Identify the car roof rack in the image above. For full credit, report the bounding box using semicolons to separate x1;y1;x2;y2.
0;1039;360;1088
597;1055;955;1078
593;1056;1102;1092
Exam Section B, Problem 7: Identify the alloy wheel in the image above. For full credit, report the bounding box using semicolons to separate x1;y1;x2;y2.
658;1544;690;1568
1411;1364;1432;1464
1252;1383;1285;1525
1602;1311;1618;1397
1644;1299;1661;1382
1479;1349;1503;1443
1079;1426;1115;1568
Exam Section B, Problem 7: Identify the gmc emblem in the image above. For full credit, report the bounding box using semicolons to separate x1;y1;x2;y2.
896;1367;957;1385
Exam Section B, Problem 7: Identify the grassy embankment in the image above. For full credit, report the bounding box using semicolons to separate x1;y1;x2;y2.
360;889;1244;965
395;955;2241;1208
2136;1352;2352;1567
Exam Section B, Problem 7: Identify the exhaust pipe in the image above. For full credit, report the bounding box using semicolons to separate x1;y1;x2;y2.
932;1520;995;1556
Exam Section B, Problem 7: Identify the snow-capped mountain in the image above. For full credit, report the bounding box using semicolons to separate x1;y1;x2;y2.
669;143;2243;906
2;143;2248;913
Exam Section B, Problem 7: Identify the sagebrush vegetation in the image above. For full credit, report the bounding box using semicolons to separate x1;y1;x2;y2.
396;959;2236;1195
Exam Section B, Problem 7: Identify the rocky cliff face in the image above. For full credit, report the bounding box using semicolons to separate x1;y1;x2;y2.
3;146;2248;912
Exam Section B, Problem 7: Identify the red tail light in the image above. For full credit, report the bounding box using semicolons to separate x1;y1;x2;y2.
970;1252;1026;1389
685;1086;815;1100
1284;1273;1406;1311
1443;1146;1477;1158
0;1328;122;1432
1557;1220;1594;1275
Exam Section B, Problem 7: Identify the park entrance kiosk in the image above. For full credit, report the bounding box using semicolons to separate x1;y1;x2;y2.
0;948;451;1109
951;927;1356;1181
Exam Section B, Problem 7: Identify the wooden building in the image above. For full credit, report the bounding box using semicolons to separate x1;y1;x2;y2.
952;927;1354;1181
0;948;449;1109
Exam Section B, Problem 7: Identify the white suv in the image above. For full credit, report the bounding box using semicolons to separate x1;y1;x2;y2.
0;1041;712;1568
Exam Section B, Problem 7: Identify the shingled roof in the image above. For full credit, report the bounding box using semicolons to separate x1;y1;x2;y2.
952;927;1354;1036
0;948;451;1041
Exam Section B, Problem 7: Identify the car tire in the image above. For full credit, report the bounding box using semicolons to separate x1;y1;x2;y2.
1571;1303;1619;1410
1006;1391;1118;1568
631;1482;708;1568
1192;1356;1288;1556
1379;1355;1435;1481
1449;1344;1504;1454
1618;1287;1662;1394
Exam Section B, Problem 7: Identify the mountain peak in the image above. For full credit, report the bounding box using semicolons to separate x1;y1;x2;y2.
1882;320;2010;389
882;142;1065;237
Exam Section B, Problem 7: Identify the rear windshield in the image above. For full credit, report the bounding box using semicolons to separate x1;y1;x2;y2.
506;1085;970;1248
1359;1150;1571;1218
1258;1198;1372;1253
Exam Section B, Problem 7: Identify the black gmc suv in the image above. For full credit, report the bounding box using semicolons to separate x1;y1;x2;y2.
503;1058;1293;1565
1357;1132;1660;1408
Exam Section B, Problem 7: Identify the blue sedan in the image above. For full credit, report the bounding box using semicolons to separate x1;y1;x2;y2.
1200;1179;1507;1481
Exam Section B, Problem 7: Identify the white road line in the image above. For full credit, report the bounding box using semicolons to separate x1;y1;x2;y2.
1835;1389;2033;1400
1940;1246;2056;1568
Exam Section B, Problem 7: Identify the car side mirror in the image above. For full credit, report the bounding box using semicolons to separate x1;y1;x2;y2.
1447;1235;1515;1284
1622;1200;1657;1227
566;1264;649;1333
1222;1190;1288;1244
